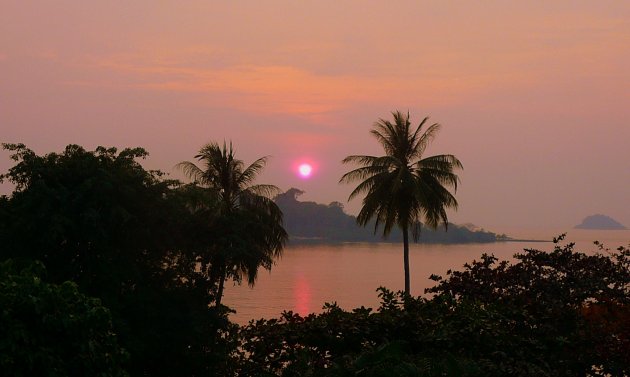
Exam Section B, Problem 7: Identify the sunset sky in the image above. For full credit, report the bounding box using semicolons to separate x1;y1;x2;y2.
1;1;628;231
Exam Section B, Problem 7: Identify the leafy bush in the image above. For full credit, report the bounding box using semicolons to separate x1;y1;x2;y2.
0;260;127;377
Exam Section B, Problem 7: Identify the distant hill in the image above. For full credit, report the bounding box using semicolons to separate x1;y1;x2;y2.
574;214;627;230
275;188;501;244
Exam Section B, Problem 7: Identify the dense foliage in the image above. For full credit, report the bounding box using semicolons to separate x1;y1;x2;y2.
0;143;236;376
0;144;182;296
0;260;127;376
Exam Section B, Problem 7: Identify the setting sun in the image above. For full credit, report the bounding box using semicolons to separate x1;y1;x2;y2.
298;163;313;178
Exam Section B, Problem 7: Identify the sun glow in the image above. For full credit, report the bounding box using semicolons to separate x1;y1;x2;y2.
298;163;312;178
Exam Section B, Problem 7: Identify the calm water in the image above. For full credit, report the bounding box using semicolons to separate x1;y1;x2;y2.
223;229;630;324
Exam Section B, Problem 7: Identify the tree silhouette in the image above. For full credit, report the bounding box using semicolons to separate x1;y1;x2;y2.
178;142;287;306
0;143;234;376
340;111;462;295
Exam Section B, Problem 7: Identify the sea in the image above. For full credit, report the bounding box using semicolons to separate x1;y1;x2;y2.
222;228;630;325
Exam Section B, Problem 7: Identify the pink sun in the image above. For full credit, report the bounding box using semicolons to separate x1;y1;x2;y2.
298;163;313;178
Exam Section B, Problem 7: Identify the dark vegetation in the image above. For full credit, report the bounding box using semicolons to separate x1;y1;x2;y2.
237;237;630;376
0;143;237;376
276;188;498;244
0;260;127;376
1;142;628;376
176;142;287;306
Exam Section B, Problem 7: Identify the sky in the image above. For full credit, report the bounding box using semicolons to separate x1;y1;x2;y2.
1;1;629;232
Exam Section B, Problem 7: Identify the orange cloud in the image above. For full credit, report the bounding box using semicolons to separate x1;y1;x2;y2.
72;51;512;122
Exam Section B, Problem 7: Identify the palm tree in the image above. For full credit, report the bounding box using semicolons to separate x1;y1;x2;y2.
177;142;287;306
340;111;462;296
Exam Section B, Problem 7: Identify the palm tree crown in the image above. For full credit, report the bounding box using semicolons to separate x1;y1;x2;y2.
177;142;287;305
340;111;462;295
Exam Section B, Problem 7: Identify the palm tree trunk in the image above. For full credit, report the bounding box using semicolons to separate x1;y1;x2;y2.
215;265;226;306
402;226;410;296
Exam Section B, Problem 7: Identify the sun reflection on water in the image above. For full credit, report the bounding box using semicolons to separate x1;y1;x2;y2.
294;273;311;316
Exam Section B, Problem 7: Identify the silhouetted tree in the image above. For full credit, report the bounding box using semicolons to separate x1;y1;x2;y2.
0;143;235;376
340;111;462;295
0;143;177;301
178;142;287;306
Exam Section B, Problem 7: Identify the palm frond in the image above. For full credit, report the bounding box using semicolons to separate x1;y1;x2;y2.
417;154;463;191
419;169;460;191
370;128;395;156
409;116;430;142
175;161;208;185
410;122;441;160
341;154;380;166
340;165;389;185
414;176;458;229
237;156;268;187
246;184;280;199
346;170;393;201
419;154;463;170
355;170;403;237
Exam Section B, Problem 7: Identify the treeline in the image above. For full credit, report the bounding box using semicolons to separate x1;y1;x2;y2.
276;188;498;244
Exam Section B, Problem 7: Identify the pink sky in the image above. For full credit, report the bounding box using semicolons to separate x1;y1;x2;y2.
1;1;629;231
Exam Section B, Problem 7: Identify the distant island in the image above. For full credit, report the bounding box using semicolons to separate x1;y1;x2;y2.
275;188;507;244
574;214;627;230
